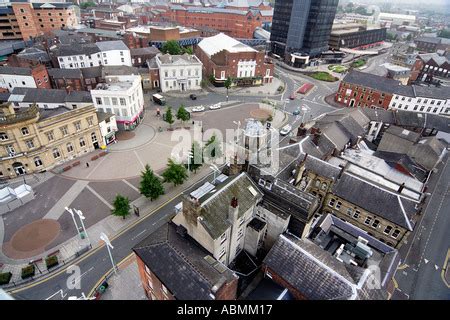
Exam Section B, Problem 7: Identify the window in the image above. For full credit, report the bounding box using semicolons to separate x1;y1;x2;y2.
121;58;124;63
335;201;342;210
327;197;337;207
96;97;102;105
74;121;81;131
364;216;373;225
60;126;68;136
0;132;8;141
79;137;86;147
220;233;227;245
34;157;42;167
346;208;353;216
25;139;35;149
87;117;94;126
21;127;29;135
67;143;74;153
6;145;15;156
392;229;401;239
111;98;118;106
53;148;61;159
353;210;360;219
384;226;392;235
372;219;380;229
91;132;97;143
119;98;126;106
46;131;54;142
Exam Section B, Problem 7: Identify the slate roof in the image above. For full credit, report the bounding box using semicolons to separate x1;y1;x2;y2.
17;47;51;62
264;234;357;300
96;40;129;52
156;53;202;65
198;172;263;239
65;91;92;103
300;154;341;181
384;125;420;143
47;68;83;79
0;67;32;76
332;173;416;230
55;43;100;56
342;70;402;94
133;223;237;300
130;46;161;56
81;66;103;79
10;88;92;104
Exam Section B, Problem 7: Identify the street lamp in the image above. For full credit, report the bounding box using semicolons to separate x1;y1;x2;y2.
100;232;117;275
209;164;220;184
74;209;91;248
283;99;290;112
184;151;193;175
65;207;81;239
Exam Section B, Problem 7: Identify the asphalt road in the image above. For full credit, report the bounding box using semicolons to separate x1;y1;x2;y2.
393;154;450;300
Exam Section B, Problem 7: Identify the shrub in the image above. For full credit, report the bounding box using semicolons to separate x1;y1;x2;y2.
72;161;81;167
310;72;339;82
45;255;59;269
0;272;12;285
21;265;35;280
277;86;284;92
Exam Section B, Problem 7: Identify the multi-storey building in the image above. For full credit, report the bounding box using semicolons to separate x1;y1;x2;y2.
156;54;202;93
0;2;78;41
90;75;144;131
0;65;51;92
414;36;450;53
410;53;450;83
0;103;102;178
195;33;274;86
54;40;132;69
270;0;339;63
328;23;386;50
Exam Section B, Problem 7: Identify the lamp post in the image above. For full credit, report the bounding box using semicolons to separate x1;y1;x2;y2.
100;232;117;275
283;99;290;112
74;209;91;248
184;151;193;175
209;164;220;184
65;207;81;239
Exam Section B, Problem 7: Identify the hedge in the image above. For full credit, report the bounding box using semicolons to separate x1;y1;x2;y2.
45;255;59;269
21;265;35;280
0;272;12;285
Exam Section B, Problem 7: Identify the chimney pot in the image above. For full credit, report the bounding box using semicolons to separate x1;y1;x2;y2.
231;197;238;208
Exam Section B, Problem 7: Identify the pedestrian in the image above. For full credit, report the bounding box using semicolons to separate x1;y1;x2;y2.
86;162;90;168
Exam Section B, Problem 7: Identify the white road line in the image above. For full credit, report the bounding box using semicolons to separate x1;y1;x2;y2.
122;179;140;193
86;185;113;210
86;154;108;179
134;150;146;170
131;229;147;241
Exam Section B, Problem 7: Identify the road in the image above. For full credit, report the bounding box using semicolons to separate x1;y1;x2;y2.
393;154;450;300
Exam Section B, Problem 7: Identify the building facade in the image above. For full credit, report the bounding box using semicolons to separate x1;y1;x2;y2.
156;54;202;93
271;0;339;61
0;65;51;92
0;103;102;178
195;33;274;86
329;24;386;50
90;75;144;131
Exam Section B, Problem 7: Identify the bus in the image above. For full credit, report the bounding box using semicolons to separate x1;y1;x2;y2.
152;94;166;106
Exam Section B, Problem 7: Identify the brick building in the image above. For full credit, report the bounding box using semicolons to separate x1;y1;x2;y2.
133;223;239;300
414;36;450;53
130;46;160;67
195;33;274;86
159;5;269;39
0;65;51;92
410;53;450;83
335;71;398;109
0;2;78;41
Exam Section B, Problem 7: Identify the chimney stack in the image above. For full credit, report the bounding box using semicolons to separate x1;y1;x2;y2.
229;197;239;222
312;128;322;146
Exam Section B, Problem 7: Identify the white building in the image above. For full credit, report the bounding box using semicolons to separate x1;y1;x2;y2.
90;75;144;131
155;53;202;93
96;111;118;145
0;67;39;92
389;85;450;116
56;40;132;69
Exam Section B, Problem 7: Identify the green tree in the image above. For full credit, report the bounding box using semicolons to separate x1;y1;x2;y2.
438;29;450;39
165;106;174;128
186;141;203;173
111;195;131;219
183;46;194;55
139;165;164;201
162;159;188;186
80;1;96;9
406;34;413;41
204;133;223;161
224;77;233;101
161;40;183;55
176;105;190;125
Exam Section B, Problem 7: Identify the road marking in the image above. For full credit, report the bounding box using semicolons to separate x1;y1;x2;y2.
435;265;439;270
424;258;429;264
86;154;108;179
441;249;450;288
131;229;147;241
133;150;146;170
70;266;95;287
122;179;140;193
86;185;113;210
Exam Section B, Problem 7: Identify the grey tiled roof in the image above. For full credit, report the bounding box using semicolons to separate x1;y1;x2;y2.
133;223;237;300
384;125;420;143
47;68;83;79
332;173;416;230
0;67;31;76
96;40;129;52
342;70;402;94
264;234;356;300
301;154;341;180
199;173;263;239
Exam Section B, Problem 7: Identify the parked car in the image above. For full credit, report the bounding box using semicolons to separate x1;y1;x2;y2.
192;105;205;112
190;94;197;100
289;93;296;100
209;103;221;110
279;124;292;136
293;108;300;116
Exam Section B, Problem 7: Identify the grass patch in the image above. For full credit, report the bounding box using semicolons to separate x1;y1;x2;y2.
328;65;347;73
0;272;12;285
310;72;339;82
351;59;366;68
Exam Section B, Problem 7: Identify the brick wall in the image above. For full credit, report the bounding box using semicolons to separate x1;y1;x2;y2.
31;64;51;89
334;81;393;109
263;266;305;300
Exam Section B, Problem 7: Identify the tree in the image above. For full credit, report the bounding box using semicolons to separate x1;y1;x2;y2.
161;40;183;55
204;133;223;161
162;159;188;186
183;46;194;55
406;34;413;41
176;105;190;125
111;195;131;219
186;141;203;173
80;1;96;9
438;29;450;39
165;106;174;128
224;77;233;101
139;165;164;201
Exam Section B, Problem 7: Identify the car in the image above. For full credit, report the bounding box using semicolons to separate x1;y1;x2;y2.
293;108;300;116
279;124;292;136
191;105;205;112
190;94;197;100
289;93;296;100
209;103;221;110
